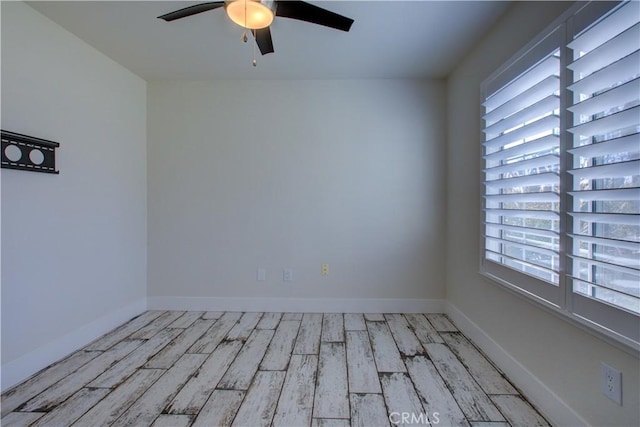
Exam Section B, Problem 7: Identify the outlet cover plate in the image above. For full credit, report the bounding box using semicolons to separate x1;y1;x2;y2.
601;362;622;405
321;263;329;276
283;269;293;282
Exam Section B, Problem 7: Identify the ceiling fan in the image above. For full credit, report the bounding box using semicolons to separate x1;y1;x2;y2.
158;1;354;56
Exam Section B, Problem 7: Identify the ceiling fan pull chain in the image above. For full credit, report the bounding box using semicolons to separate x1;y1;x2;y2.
241;31;248;43
245;0;256;66
252;29;257;67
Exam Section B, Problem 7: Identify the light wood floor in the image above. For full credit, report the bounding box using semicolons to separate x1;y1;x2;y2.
1;311;550;426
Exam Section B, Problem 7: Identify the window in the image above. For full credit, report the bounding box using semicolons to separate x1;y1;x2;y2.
481;1;639;351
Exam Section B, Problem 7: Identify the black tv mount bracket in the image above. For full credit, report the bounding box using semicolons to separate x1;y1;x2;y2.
1;130;59;174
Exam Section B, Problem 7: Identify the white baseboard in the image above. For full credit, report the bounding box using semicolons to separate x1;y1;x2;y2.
148;296;445;314
445;302;587;427
1;298;147;392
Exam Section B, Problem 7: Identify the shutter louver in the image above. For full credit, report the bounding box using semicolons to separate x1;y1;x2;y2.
567;0;640;315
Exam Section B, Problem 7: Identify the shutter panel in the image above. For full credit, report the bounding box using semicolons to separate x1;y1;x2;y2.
482;31;562;289
567;0;640;319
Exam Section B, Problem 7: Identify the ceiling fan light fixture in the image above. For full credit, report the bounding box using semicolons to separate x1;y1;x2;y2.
225;0;275;30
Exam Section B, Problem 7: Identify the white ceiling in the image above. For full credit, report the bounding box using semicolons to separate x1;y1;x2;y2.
27;1;510;80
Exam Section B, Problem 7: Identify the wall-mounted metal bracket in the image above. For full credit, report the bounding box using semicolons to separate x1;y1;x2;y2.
1;130;59;174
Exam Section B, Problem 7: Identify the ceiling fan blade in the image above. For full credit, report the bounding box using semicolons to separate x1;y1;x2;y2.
275;1;354;32
157;2;225;22
253;27;275;55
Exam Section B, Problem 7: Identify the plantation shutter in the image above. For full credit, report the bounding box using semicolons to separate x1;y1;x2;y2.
567;1;640;340
481;1;640;348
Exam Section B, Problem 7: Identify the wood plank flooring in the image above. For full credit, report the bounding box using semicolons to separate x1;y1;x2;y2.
1;312;550;426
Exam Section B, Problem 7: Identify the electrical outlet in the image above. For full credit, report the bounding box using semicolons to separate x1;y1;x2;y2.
321;263;329;276
601;363;622;405
257;268;266;282
283;269;293;282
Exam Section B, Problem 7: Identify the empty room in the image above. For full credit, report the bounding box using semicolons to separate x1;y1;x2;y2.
1;1;638;426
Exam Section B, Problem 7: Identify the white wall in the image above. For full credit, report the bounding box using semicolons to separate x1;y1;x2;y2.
446;2;639;426
1;2;147;390
148;80;446;310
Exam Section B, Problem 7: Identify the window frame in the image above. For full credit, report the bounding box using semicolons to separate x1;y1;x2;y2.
479;0;639;356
